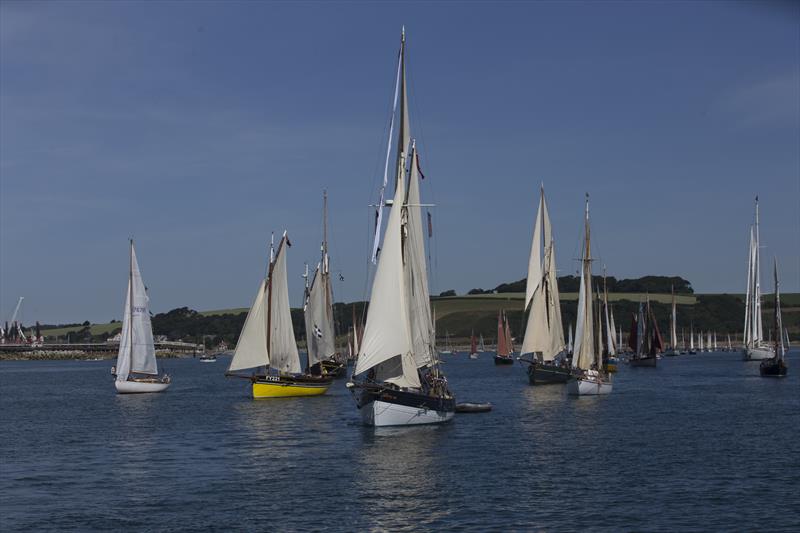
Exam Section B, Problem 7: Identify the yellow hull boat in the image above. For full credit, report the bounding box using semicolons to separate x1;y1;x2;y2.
252;376;332;398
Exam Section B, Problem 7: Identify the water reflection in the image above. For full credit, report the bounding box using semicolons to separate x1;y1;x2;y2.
356;424;453;530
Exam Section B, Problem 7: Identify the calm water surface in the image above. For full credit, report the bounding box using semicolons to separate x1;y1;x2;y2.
2;351;799;532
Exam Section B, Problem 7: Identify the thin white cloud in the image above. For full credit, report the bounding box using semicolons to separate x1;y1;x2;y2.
716;72;800;127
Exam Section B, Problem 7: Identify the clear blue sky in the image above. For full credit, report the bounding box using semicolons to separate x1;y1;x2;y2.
1;1;798;324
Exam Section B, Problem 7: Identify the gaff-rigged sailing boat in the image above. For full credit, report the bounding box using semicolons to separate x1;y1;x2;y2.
664;286;680;356
469;331;479;359
304;191;345;378
347;29;454;426
113;240;171;394
519;186;569;384
760;259;788;377
629;298;662;367
742;197;774;361
567;195;612;396
226;232;332;398
494;310;515;365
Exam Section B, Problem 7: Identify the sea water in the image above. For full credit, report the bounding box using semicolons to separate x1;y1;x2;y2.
1;350;798;531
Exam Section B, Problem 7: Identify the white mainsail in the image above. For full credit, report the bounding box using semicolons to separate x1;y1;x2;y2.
521;187;566;361
670;287;678;349
304;265;335;368
572;197;596;371
268;235;302;374
567;323;573;353
774;259;785;360
116;241;157;382
743;198;766;349
405;147;434;368
603;276;616;356
304;192;336;370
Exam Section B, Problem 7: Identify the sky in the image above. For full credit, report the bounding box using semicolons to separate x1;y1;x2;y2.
1;0;798;324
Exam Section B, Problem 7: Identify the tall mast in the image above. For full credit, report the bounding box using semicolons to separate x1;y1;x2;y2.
266;234;275;373
322;190;328;272
129;239;134;368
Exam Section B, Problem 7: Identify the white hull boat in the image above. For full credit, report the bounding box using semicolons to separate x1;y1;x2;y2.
468;353;479;360
115;379;170;394
361;399;455;427
743;346;774;361
567;373;612;396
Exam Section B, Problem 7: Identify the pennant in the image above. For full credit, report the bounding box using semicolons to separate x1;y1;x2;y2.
416;153;426;179
427;211;433;238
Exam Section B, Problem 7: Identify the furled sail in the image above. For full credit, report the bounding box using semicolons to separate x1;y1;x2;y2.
116;242;157;382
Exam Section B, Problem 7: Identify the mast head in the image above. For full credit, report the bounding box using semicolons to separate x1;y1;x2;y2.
401;25;405;42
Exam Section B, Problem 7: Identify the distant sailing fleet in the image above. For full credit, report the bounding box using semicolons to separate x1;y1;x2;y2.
107;30;789;424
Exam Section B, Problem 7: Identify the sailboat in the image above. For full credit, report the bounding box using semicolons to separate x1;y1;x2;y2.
439;331;453;355
689;323;696;354
494;310;515;365
478;334;486;352
760;259;788;377
698;330;704;353
629;297;662;367
664;286;680;356
742;197;774;360
602;273;618;373
112;240;171;394
707;330;713;353
567;323;574;356
567;195;612;396
469;331;479;359
226;232;333;398
518;185;569;384
681;328;687;355
346;29;454;426
303;191;345;378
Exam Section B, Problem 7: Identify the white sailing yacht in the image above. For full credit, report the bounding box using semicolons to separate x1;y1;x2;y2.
689;323;696;354
742;197;774;360
347;29;454;426
304;191;344;377
226;232;332;398
664;286;679;356
567;195;612;396
519;185;569;385
113;240;171;394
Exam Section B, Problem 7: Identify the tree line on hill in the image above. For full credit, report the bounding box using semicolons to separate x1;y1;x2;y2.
442;275;693;297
